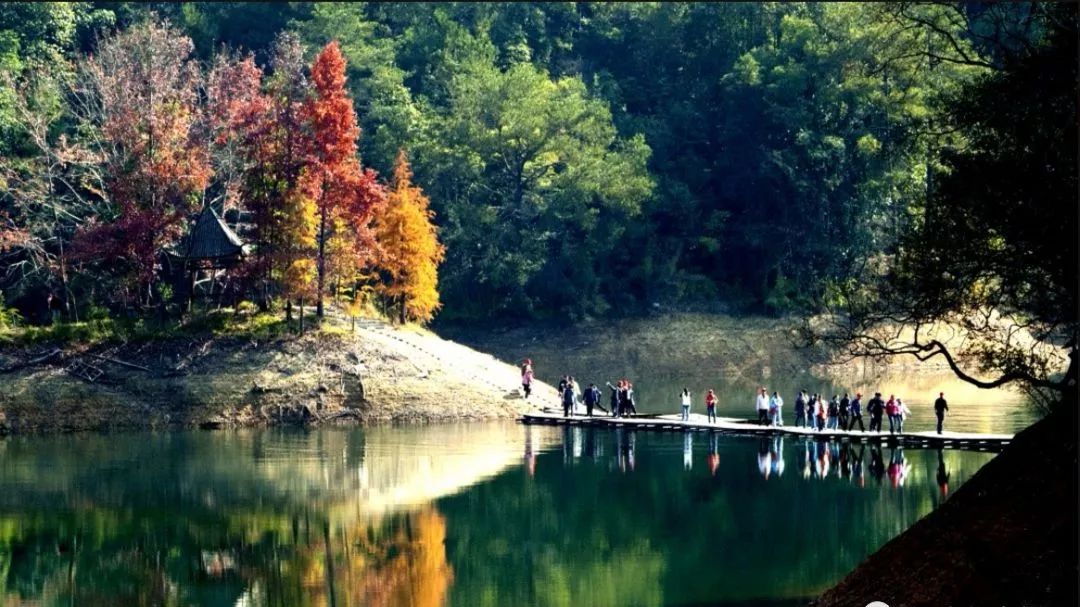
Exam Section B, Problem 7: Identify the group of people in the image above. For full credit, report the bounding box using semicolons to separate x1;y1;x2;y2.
550;373;639;419
687;386;951;434
784;390;913;433
524;360;954;434
782;389;949;434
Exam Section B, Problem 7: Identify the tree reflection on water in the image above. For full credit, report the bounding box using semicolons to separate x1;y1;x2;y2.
0;424;993;606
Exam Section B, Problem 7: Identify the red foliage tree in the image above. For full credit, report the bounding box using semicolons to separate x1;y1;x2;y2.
72;21;211;305
237;33;312;310
303;41;385;318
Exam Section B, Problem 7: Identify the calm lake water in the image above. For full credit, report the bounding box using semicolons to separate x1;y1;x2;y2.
0;423;996;606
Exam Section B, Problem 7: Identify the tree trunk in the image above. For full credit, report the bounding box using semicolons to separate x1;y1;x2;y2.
299;297;305;334
399;295;407;325
316;206;326;319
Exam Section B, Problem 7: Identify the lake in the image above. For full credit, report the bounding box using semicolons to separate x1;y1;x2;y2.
0;423;998;606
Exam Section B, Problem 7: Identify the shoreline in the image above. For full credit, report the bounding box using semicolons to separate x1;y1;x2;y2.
0;317;556;436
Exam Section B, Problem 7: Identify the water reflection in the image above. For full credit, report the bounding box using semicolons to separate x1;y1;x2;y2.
757;437;786;480
0;424;993;607
937;448;951;497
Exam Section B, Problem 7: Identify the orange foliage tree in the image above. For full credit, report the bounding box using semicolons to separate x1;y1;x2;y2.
374;150;445;324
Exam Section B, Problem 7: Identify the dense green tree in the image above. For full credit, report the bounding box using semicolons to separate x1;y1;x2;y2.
808;3;1077;406
296;2;420;176
2;2;1072;327
417;36;652;318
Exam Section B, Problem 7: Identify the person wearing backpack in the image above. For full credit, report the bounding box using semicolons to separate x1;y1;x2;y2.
827;395;840;430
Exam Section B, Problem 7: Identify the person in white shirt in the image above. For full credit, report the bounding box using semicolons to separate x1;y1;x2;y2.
770;391;784;426
755;387;769;425
897;397;912;433
680;388;692;421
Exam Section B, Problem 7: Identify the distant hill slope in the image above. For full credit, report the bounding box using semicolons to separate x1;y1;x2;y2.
0;317;556;434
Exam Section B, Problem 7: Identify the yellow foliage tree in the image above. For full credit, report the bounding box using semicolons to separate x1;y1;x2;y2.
374;150;445;324
277;177;318;329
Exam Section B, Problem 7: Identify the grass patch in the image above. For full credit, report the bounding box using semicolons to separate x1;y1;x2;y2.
0;309;299;348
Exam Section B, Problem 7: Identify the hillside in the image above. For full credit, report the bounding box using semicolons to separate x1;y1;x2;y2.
0;317;555;434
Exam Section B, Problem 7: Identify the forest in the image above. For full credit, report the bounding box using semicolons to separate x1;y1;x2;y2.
0;2;1075;333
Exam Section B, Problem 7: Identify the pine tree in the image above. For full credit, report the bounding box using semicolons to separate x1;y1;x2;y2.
375;150;445;324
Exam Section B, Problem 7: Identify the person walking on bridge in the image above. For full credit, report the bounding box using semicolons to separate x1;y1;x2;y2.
521;359;534;399
584;383;602;417
839;393;851;430
847;393;866;432
769;391;784;426
618;380;638;417
867;393;885;432
705;389;718;423
607;382;620;417
885;394;899;434
756;388;769;425
814;394;826;431
562;381;576;418
827;395;840;429
896;397;911;433
794;390;807;428
934;392;949;434
680;388;692;421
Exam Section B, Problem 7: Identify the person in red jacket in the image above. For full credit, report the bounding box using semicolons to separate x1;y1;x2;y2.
705;389;718;423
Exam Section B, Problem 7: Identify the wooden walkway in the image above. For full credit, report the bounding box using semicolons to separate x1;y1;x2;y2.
521;410;1014;451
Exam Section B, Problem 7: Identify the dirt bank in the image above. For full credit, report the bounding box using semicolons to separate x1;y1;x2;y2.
0;317;556;434
813;402;1078;607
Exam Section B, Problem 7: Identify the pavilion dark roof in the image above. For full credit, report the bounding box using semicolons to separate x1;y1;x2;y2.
182;205;245;260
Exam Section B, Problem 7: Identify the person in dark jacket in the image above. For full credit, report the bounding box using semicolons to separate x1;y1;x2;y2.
934;392;949;434
562;382;575;418
583;383;602;417
607;382;621;417
867;392;885;432
838;393;850;429
847;393;865;431
794;390;807;428
622;381;638;417
616;381;629;417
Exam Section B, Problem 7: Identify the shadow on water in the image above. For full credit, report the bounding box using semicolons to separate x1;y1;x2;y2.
0;423;995;606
